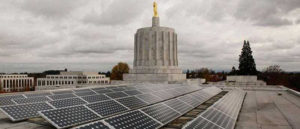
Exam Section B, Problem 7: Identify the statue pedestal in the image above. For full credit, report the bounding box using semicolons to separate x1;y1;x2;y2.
123;16;186;83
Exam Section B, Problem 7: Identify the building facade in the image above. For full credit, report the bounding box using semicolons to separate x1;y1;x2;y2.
0;74;34;92
36;72;110;90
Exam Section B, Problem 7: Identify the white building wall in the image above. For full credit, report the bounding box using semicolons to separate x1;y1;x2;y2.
36;72;110;90
0;75;34;92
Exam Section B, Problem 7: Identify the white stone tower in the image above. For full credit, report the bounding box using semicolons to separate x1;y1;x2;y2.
123;2;186;82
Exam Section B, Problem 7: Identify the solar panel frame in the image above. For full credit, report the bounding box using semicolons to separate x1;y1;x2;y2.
73;120;110;129
0;95;25;106
52;90;74;95
136;93;163;104
105;110;162;129
123;90;143;96
86;100;129;117
49;97;87;108
24;92;52;98
39;105;100;129
81;94;111;103
163;98;194;114
116;96;148;109
48;93;77;100
73;89;93;93
0;102;53;121
141;103;181;124
74;91;97;97
105;91;128;99
12;96;51;104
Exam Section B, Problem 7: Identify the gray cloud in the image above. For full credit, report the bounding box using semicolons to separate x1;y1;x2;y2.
0;0;300;73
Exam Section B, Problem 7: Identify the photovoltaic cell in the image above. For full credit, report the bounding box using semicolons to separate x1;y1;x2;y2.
141;103;181;124
94;89;113;94
0;102;53;121
13;96;50;104
116;96;148;109
39;105;100;129
81;94;110;103
178;95;201;107
75;91;97;97
91;87;106;91
74;120;110;129
136;94;162;104
164;99;193;114
152;91;174;100
111;88;126;91
24;92;52;98
184;116;222;129
86;100;128;117
124;90;143;96
105;110;161;129
105;92;128;99
0;95;25;106
52;90;73;95
48;93;77;100
138;88;153;93
49;97;87;108
73;89;92;93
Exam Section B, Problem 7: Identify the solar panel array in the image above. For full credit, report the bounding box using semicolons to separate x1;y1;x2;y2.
183;90;246;129
0;84;224;129
73;86;222;129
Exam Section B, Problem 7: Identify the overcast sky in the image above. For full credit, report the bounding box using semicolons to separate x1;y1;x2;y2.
0;0;300;73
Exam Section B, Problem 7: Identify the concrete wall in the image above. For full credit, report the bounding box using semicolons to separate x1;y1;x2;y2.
227;75;257;82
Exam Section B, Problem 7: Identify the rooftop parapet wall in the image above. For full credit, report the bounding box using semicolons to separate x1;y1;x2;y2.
226;75;258;83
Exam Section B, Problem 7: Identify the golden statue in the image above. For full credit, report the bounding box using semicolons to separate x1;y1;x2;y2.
153;1;158;17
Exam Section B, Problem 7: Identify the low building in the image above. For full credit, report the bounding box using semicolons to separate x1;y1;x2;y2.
36;71;110;90
0;74;34;92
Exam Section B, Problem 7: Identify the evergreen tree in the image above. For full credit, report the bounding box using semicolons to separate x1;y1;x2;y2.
238;40;257;75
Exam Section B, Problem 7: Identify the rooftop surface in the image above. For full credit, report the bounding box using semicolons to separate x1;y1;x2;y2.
0;86;299;129
236;90;300;129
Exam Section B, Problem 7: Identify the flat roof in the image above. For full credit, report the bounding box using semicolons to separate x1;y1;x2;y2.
0;86;299;129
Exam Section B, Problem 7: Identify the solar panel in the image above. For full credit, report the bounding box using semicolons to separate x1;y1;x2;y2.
0;95;25;106
73;89;92;93
24;92;52;98
49;98;87;108
86;100;128;117
124;87;137;90
105;110;161;129
178;94;201;107
13;96;50;104
105;91;128;99
141;103;181;124
39;105;100;129
116;96;148;109
136;93;162;104
138;88;153;93
184;116;223;129
52;90;73;95
164;99;193;114
94;89;113;94
0;102;53;121
183;90;246;129
91;87;106;91
124;90;143;95
111;87;126;91
48;93;77;100
152;91;174;100
74;120;110;129
81;94;110;103
75;91;97;97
